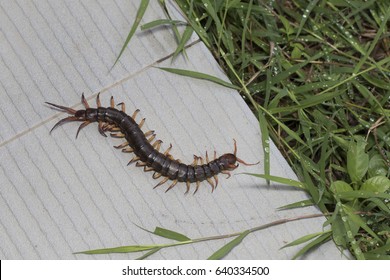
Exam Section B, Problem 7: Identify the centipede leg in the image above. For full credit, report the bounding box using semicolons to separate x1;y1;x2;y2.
98;121;107;137
122;147;133;153
136;161;147;167
153;172;162;179
79;93;88;109
110;132;125;138
110;96;115;108
96;92;102;107
193;181;201;194
143;166;154;172
214;175;219;188
165;180;178;192
154;177;169;189
185;181;191;194
117;102;126;112
131;109;140;120
76;120;91;138
147;134;156;143
127;156;140;165
138;118;145;128
114;142;128;149
221;170;231;179
144;130;154;137
164;144;172;155
152;140;162;151
206;178;215;192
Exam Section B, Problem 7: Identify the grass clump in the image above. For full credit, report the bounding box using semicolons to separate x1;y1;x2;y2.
172;0;390;259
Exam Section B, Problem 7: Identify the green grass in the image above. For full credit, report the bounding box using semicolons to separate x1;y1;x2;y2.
80;0;390;259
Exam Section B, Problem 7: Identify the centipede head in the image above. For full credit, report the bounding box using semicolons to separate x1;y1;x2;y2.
45;94;92;138
219;139;259;170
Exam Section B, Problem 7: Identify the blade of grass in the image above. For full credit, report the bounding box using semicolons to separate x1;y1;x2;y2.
111;0;150;69
158;67;240;90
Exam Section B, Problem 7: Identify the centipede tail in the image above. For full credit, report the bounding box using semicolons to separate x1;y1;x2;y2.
46;94;258;193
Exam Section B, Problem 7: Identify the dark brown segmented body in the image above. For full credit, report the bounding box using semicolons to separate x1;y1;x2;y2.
46;94;256;193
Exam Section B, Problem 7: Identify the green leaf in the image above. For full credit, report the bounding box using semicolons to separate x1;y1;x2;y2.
280;231;325;249
141;19;186;30
344;205;381;242
76;245;156;254
172;25;194;59
112;0;150;69
347;138;369;183
368;154;388;177
243;173;305;190
277;199;314;210
207;231;250;260
153;227;191;242
330;180;354;194
360;176;390;193
158;67;240;90
331;216;347;247
291;231;332;260
258;110;270;184
136;247;161;260
330;181;354;201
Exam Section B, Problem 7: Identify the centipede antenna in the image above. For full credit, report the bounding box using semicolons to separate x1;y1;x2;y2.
45;102;78;114
49;116;80;133
236;157;260;166
233;138;237;156
232;138;259;166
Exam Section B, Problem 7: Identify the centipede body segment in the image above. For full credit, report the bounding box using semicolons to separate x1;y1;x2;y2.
46;94;257;194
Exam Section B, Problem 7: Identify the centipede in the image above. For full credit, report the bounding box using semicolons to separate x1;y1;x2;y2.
46;94;257;194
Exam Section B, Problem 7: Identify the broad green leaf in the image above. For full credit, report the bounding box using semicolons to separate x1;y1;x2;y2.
360;176;390;193
330;180;354;194
331;216;347;247
112;0;150;68
347;139;369;183
368;154;388;177
153;227;191;242
158;67;240;90
207;231;250;260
